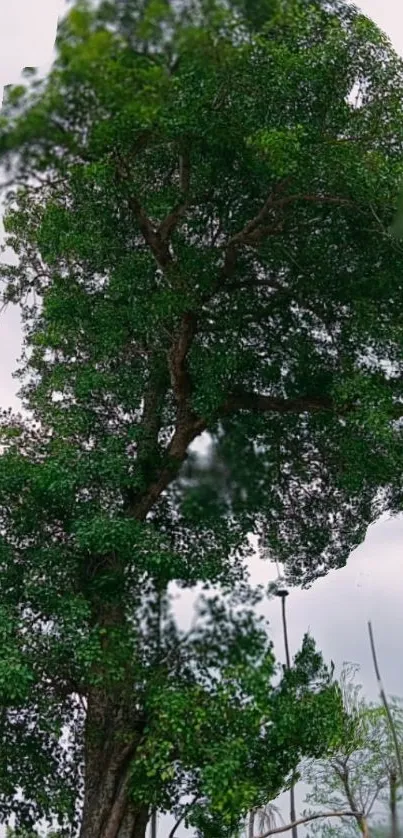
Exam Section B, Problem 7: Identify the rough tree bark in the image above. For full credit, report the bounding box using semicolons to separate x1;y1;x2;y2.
79;686;149;838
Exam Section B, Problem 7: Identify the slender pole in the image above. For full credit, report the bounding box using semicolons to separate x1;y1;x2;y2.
150;809;157;838
276;590;298;838
368;621;403;838
280;593;291;669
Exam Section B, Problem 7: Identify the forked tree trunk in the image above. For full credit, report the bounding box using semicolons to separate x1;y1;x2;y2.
79;686;149;838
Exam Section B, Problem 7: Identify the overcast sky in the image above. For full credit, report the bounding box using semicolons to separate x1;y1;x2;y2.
1;0;403;833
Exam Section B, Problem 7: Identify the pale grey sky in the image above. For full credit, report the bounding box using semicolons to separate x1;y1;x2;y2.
1;1;403;834
0;0;64;91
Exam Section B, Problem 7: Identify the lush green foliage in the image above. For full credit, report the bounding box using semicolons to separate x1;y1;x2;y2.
0;587;344;834
0;0;403;834
2;0;403;583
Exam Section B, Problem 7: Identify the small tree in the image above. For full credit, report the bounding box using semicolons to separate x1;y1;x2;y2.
303;667;403;838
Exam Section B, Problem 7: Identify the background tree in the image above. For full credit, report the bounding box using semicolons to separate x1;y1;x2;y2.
0;0;403;835
304;667;403;838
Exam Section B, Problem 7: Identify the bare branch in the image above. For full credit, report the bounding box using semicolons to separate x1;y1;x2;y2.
366;782;385;818
255;810;363;838
338;767;363;823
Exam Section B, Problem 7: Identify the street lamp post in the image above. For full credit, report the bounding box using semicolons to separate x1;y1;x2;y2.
275;588;298;838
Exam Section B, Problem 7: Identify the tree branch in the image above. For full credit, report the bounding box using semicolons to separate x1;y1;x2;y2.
270;193;354;211
168;311;197;424
130;389;334;519
230;191;351;249
219;388;403;420
132;414;206;520
129;310;200;520
221;391;334;416
333;764;368;835
366;781;385;818
130;357;169;497
158;149;191;242
115;147;192;262
99;742;138;838
127;192;173;269
228;182;289;248
114;155;173;270
219;186;353;283
255;810;363;838
168;796;200;838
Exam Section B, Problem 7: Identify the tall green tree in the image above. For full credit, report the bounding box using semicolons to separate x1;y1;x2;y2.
0;0;403;835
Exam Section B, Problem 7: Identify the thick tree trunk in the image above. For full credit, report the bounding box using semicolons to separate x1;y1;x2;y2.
80;806;149;838
79;686;149;838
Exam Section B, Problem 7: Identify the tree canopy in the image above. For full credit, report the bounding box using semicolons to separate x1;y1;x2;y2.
0;0;403;835
1;0;403;582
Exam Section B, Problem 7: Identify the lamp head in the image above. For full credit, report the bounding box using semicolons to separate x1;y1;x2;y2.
274;588;289;598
